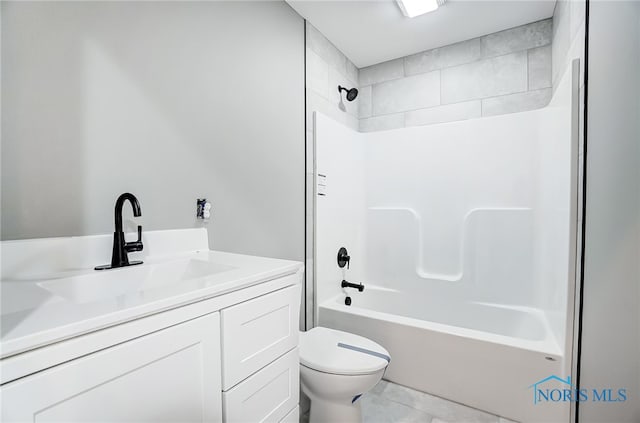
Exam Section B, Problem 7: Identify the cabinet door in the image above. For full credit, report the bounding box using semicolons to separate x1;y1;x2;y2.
1;313;222;423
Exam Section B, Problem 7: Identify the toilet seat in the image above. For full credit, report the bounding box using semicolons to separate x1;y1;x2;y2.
300;327;390;376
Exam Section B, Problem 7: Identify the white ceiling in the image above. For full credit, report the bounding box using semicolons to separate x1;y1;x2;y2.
286;0;556;68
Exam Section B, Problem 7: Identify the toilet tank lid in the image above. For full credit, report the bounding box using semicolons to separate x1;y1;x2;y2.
299;327;390;375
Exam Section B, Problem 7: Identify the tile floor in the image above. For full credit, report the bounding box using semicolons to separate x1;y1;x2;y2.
300;380;518;423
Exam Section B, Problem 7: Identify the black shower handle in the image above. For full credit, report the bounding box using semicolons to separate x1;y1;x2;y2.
337;247;350;269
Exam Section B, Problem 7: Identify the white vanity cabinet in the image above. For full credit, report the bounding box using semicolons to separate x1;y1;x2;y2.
1;229;303;423
1;281;301;423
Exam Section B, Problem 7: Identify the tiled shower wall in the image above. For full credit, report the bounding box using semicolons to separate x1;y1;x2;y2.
552;0;586;91
306;24;359;131
358;19;553;132
304;22;359;329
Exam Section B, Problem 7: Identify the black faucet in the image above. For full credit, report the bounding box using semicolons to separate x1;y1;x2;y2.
341;280;364;292
95;193;144;270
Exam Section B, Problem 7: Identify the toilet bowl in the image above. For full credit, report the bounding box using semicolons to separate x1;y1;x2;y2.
299;327;390;423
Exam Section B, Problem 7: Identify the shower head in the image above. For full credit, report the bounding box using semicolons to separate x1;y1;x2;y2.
338;85;358;102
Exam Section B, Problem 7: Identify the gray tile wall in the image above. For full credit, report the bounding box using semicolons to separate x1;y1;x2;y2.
552;0;586;90
306;23;359;131
359;19;553;132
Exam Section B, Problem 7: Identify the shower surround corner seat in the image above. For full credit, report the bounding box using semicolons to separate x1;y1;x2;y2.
0;228;303;423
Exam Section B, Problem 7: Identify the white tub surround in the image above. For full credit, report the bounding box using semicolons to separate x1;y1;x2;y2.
1;228;303;422
313;62;580;423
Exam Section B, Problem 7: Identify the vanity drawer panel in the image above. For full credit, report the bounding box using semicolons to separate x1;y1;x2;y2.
280;406;299;423
221;282;300;389
222;348;299;423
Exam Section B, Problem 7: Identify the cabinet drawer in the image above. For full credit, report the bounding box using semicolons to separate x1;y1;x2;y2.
280;406;299;423
221;282;300;389
222;348;299;423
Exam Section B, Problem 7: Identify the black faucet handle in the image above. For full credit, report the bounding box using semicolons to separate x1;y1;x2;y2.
337;247;351;269
125;225;144;252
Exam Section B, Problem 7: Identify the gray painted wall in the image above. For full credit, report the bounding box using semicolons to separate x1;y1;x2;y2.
580;1;640;421
1;1;305;262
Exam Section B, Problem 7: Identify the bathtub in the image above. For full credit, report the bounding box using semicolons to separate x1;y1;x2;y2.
318;286;570;423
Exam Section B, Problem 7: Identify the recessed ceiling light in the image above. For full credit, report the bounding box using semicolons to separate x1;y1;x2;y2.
396;0;446;18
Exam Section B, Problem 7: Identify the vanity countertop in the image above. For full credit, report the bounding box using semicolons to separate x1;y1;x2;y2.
1;229;303;358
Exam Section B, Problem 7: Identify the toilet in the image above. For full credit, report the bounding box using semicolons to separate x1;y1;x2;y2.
299;327;390;423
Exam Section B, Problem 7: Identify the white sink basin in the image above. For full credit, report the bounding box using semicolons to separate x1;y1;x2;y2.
38;259;235;304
